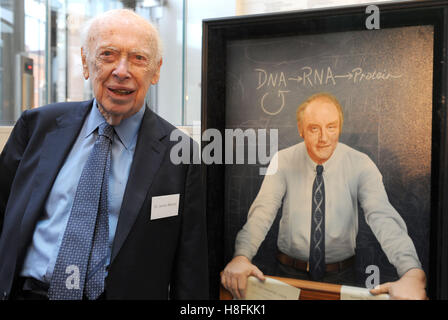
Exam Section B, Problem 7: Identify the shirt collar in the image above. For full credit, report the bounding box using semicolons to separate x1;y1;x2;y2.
303;142;341;173
85;99;145;150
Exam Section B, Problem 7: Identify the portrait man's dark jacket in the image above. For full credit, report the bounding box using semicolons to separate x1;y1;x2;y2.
0;100;208;300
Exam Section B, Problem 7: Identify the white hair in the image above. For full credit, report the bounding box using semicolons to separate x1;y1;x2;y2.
80;8;163;63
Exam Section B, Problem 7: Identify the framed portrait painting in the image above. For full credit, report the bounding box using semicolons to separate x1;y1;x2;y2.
202;0;448;299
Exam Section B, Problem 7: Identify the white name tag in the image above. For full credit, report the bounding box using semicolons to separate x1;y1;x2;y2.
151;194;180;220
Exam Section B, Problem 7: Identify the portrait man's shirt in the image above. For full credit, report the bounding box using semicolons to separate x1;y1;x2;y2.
235;142;421;277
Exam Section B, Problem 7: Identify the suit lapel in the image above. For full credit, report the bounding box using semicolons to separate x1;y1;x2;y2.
110;108;167;264
20;101;93;243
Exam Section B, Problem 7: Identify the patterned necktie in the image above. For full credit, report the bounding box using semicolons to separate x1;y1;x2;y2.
48;122;113;300
309;164;326;281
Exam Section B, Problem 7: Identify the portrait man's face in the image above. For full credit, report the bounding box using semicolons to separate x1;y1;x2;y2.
81;16;162;125
299;98;340;164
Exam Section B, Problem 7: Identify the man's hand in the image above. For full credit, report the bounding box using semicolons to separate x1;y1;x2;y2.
370;268;427;300
221;255;266;299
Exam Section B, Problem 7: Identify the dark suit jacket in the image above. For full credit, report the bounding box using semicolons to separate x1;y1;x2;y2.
0;100;208;299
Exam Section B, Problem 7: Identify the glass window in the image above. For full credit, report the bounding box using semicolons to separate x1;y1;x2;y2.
25;0;46;109
1;0;30;125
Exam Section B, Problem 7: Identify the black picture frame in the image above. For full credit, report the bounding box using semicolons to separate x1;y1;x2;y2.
202;0;448;299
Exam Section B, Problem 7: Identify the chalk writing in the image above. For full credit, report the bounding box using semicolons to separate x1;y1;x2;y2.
255;66;402;115
260;90;290;116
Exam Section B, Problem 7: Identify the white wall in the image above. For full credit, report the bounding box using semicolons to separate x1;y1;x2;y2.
236;0;395;15
184;0;236;125
156;0;184;125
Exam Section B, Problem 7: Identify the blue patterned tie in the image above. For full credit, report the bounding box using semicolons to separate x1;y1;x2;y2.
309;164;325;281
48;122;113;300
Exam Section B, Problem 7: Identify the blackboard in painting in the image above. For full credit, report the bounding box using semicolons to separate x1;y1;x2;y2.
223;25;434;286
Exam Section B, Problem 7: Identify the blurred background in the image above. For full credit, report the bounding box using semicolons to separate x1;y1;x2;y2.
0;0;395;148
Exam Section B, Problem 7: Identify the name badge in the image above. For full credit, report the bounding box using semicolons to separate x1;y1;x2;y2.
151;194;180;220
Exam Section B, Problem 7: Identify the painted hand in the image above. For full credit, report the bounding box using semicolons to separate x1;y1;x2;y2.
369;268;427;300
221;255;266;299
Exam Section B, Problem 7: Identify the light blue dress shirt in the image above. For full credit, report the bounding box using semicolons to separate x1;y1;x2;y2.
20;100;144;283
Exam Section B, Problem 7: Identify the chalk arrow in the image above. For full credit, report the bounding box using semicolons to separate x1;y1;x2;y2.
288;76;303;83
260;90;290;116
334;72;354;80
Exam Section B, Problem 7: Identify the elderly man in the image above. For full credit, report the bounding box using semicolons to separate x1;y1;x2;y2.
0;9;208;300
221;92;426;300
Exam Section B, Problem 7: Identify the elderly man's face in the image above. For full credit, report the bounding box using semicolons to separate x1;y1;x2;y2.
299;99;340;164
82;18;161;125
